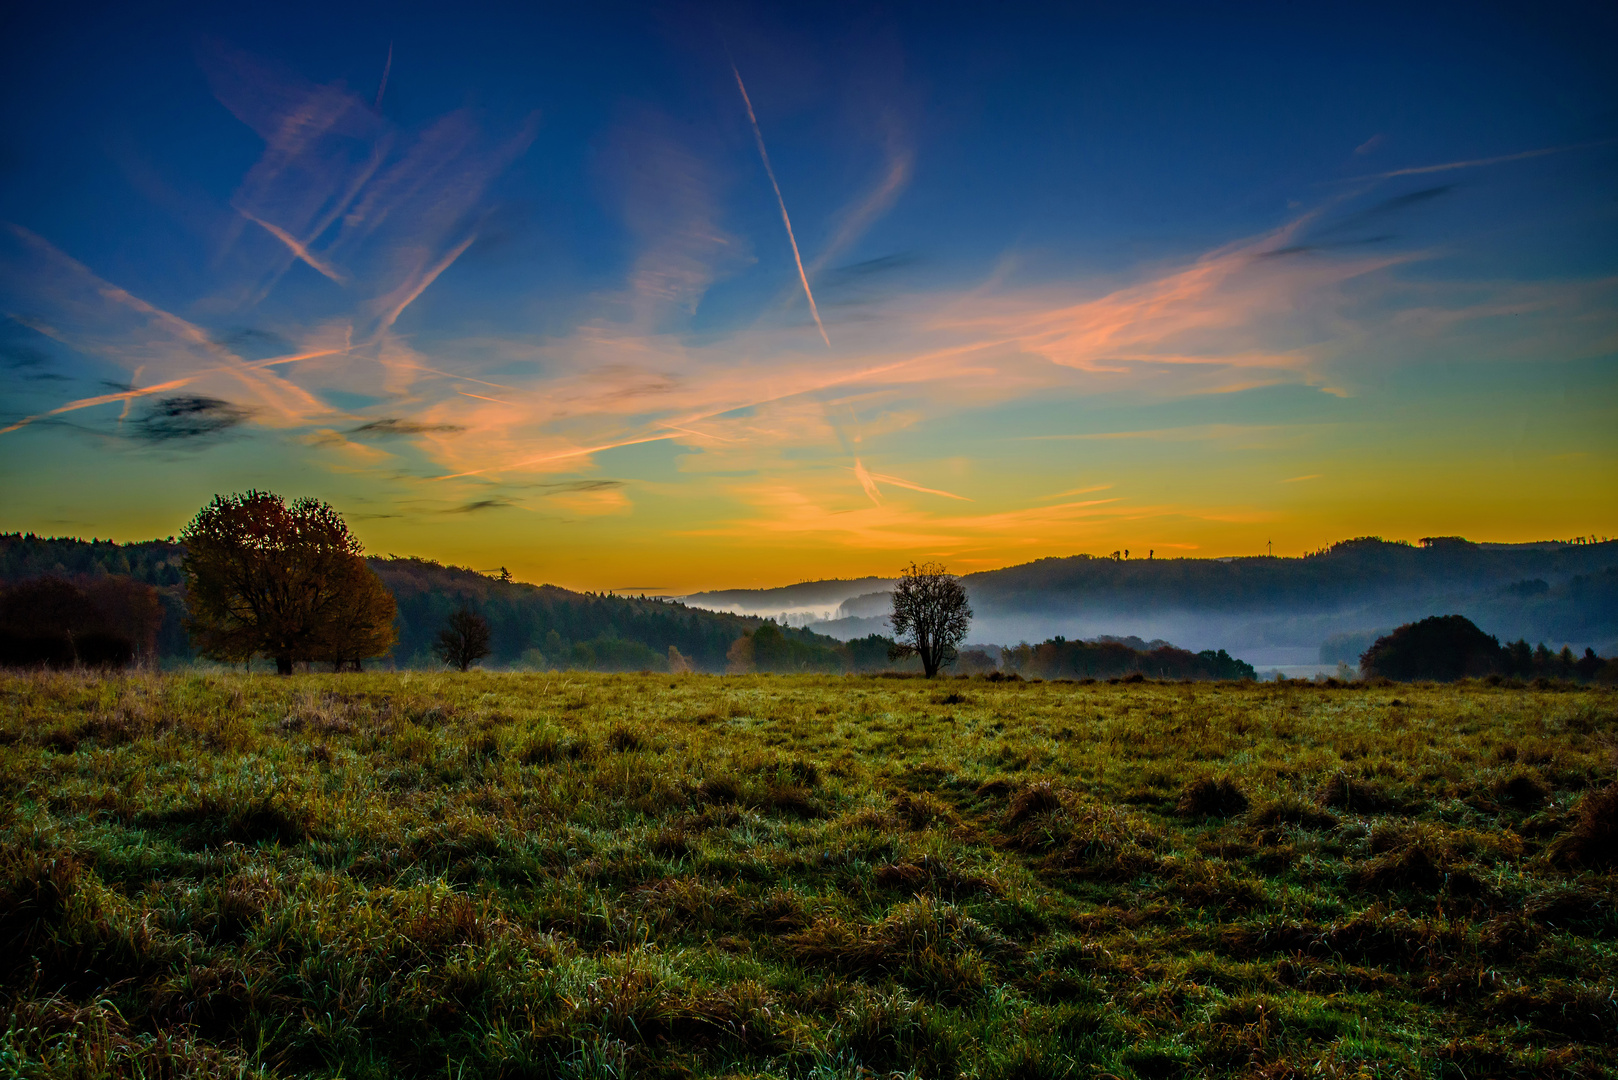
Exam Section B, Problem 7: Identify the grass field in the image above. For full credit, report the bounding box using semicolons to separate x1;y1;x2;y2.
0;671;1614;1079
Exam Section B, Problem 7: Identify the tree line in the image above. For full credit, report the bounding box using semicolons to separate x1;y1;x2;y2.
1000;637;1258;681
0;493;924;675
1360;614;1616;683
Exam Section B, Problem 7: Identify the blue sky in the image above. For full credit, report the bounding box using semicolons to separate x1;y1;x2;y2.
1;1;1614;588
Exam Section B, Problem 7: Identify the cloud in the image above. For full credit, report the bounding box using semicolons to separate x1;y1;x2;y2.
133;396;250;441
347;417;466;438
446;498;512;513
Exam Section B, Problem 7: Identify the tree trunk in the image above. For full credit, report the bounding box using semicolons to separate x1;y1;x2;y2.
921;639;938;678
276;654;293;676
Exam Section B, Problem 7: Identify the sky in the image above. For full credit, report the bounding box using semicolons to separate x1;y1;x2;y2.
1;1;1614;592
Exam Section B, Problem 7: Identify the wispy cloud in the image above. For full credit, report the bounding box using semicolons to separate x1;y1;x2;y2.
1336;139;1612;183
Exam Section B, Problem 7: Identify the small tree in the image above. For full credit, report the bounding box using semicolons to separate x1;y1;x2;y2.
888;561;972;678
183;490;396;675
436;607;492;671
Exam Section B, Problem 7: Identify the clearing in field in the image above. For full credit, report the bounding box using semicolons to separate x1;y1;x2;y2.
1;672;1614;1079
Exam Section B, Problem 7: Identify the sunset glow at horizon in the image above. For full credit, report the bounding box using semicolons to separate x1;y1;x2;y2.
2;4;1614;593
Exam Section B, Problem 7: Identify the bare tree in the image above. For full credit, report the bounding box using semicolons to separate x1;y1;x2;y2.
888;562;972;678
436;607;492;671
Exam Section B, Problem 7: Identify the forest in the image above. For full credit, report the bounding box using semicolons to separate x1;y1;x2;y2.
0;533;853;673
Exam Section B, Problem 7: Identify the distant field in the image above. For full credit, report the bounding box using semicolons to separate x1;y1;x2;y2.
1;672;1614;1079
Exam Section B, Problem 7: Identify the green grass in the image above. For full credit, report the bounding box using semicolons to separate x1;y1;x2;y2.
0;671;1614;1079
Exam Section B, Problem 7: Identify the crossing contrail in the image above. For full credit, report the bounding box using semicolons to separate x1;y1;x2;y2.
731;64;830;347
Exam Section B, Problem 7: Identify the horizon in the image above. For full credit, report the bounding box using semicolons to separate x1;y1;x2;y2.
4;525;1610;599
2;3;1615;593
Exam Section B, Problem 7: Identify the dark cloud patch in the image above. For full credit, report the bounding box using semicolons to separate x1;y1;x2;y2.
25;372;72;382
133;396;250;442
0;342;52;368
542;479;624;493
506;478;627;493
1303;185;1456;244
348;418;466;438
447;498;513;514
1259;235;1394;259
1368;185;1455;214
822;252;919;282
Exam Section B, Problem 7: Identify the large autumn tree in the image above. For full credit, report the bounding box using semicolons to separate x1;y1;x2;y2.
182;491;397;674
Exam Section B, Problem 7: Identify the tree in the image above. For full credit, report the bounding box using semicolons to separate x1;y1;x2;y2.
182;491;397;675
888;562;972;678
435;607;491;671
1359;615;1501;682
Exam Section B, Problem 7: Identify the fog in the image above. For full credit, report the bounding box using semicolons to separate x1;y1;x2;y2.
681;540;1618;673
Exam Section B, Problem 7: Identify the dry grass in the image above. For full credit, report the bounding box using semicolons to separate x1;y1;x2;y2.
0;669;1613;1078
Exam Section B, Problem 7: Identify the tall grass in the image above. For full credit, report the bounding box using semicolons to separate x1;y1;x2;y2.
0;670;1613;1078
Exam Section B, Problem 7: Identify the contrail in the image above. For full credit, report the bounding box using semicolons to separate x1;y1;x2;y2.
852;458;882;504
731;64;830;347
375;42;393;111
238;209;347;282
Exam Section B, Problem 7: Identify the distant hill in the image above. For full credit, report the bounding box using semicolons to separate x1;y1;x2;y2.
683;577;896;622
0;534;841;672
958;537;1617;658
694;537;1618;662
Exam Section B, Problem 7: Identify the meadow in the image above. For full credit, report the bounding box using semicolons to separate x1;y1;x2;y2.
0;671;1613;1079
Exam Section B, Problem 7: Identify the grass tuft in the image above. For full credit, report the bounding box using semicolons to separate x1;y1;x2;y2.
1550;780;1618;867
1177;775;1249;817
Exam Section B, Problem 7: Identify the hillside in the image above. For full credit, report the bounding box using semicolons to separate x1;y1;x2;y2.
962;537;1618;659
688;538;1618;662
0;534;843;672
